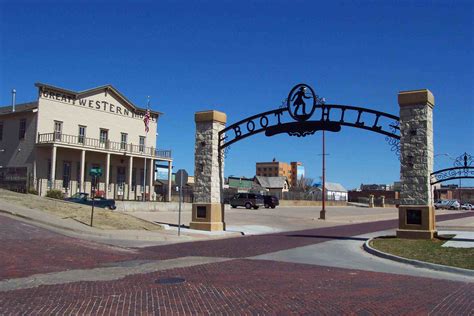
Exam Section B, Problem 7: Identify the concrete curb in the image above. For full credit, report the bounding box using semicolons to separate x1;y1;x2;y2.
363;237;474;277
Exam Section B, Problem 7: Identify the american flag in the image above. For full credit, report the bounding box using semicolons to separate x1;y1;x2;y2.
143;109;151;133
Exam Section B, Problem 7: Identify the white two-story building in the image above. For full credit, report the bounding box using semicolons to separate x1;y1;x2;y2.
0;83;173;201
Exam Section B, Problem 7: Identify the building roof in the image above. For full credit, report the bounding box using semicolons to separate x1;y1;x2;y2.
313;182;347;192
35;82;163;116
0;102;38;116
228;176;255;189
255;176;288;189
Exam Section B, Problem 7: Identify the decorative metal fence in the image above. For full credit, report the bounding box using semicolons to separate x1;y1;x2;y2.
0;167;29;193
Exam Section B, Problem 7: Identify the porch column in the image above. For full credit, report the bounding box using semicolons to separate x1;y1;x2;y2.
167;160;172;202
51;146;57;189
105;153;111;198
80;150;86;192
33;160;37;190
128;156;133;200
149;159;154;200
143;157;147;201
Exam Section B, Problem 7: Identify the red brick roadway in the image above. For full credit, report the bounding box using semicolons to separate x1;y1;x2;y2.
0;212;473;315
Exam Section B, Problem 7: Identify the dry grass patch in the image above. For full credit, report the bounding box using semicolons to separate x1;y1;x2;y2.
370;236;474;270
0;189;162;231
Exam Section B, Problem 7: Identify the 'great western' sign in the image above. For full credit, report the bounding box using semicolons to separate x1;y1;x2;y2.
39;88;157;121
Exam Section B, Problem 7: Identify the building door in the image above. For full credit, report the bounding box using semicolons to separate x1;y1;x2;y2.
63;161;71;190
100;129;108;148
54;121;62;141
117;166;126;196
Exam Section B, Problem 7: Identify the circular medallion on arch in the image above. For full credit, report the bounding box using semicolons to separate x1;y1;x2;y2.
287;83;317;122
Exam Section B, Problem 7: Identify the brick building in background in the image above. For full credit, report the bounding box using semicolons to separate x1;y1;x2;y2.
255;160;304;187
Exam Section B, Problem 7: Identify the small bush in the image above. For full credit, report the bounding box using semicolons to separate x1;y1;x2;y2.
46;189;64;200
28;188;38;195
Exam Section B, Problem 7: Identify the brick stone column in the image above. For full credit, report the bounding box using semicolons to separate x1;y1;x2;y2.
368;195;374;208
190;110;226;231
397;89;436;239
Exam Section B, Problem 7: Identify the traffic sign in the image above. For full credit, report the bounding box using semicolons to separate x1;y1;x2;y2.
176;169;188;187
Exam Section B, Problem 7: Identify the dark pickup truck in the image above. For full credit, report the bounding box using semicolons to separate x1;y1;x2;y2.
65;192;117;210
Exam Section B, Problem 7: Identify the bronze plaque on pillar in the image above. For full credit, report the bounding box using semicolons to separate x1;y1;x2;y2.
406;209;422;225
196;206;207;218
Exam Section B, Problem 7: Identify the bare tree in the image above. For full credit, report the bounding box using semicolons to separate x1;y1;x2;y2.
291;176;314;192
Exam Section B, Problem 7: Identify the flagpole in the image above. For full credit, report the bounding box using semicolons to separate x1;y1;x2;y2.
143;96;150;201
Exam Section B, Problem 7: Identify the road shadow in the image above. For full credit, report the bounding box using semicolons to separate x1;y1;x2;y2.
286;234;369;241
153;221;190;229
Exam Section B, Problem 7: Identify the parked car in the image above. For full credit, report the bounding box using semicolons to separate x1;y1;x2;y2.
262;195;279;209
434;200;450;209
65;192;117;210
461;203;473;210
434;199;460;210
230;193;264;209
447;200;461;210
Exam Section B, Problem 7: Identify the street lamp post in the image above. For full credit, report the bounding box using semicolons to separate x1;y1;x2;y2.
319;129;326;220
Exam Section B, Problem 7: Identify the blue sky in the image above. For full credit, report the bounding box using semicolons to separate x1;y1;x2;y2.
1;0;473;189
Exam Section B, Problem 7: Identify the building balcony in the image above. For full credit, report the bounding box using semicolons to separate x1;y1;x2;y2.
37;132;172;160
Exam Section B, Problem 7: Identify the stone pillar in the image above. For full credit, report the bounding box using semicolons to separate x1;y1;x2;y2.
380;196;385;208
368;195;374;208
190;110;226;231
397;89;436;239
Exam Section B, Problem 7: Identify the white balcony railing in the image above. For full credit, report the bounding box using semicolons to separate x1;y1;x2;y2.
37;132;172;159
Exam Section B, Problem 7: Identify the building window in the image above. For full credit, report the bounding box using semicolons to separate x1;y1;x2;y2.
139;136;145;153
19;118;26;140
54;121;62;141
0;121;3;141
121;133;128;150
78;126;86;144
100;129;108;144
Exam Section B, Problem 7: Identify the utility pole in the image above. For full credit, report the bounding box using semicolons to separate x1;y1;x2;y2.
319;129;326;220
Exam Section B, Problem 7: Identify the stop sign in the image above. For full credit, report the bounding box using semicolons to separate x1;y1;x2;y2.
176;169;188;187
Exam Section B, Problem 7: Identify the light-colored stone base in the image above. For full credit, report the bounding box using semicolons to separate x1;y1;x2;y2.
396;229;437;239
279;200;347;207
189;203;225;231
189;222;225;231
397;205;436;239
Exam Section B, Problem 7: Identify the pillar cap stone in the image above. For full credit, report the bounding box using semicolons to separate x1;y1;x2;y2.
398;89;434;107
195;110;227;124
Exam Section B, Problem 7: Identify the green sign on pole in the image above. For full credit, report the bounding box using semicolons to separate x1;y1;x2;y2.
89;167;103;177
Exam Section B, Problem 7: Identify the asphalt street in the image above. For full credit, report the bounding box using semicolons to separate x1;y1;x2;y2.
0;210;473;314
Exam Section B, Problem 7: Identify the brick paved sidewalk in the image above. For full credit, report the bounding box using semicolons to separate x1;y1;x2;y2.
0;216;138;280
139;212;474;260
1;259;472;315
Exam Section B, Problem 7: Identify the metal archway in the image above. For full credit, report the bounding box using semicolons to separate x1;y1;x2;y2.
219;83;400;153
430;152;474;185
